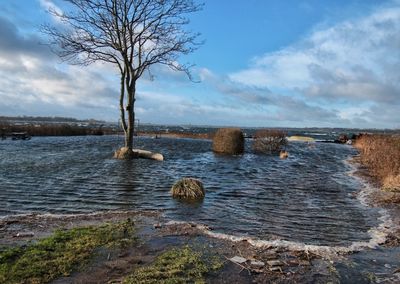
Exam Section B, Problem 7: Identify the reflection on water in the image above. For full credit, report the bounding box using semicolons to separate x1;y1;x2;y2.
0;135;380;246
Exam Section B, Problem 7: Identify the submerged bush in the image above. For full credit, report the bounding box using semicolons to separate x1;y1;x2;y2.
253;129;287;154
0;220;136;284
171;178;205;200
212;128;244;155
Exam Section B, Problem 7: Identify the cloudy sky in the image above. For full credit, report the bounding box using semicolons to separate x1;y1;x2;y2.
0;0;399;128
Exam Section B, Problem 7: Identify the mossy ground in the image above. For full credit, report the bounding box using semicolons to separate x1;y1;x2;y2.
0;219;136;284
122;245;224;284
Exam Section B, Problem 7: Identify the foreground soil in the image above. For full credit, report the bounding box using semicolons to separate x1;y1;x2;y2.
1;209;400;284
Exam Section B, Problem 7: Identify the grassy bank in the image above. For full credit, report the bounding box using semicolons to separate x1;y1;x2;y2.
0;220;136;283
354;134;400;193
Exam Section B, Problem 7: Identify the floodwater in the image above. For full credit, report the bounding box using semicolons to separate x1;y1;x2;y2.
0;135;381;246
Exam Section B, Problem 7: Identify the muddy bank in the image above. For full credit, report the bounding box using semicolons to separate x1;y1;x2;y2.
1;210;400;283
0;211;340;283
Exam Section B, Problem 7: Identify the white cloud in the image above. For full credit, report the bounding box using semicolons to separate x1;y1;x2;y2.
231;5;400;92
0;9;125;120
227;3;400;127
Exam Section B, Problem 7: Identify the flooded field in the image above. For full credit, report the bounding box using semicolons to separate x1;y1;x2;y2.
0;135;382;247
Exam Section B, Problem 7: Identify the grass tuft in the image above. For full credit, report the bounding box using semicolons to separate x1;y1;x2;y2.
122;245;223;284
171;178;205;200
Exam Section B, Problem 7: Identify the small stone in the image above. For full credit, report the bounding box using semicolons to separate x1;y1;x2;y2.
14;232;34;238
269;266;282;272
298;260;310;266
250;260;265;268
267;260;283;267
230;256;247;264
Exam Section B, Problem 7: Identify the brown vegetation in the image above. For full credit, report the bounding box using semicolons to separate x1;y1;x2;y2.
171;178;205;200
212;128;244;155
253;129;287;154
0;122;112;136
354;134;400;192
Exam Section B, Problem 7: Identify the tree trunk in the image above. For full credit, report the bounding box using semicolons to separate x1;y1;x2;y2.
119;72;128;140
126;82;136;150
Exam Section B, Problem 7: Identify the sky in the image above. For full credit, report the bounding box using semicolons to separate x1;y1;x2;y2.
0;0;399;128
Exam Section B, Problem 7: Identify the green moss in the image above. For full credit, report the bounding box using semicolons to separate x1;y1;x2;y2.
123;245;223;284
0;219;136;284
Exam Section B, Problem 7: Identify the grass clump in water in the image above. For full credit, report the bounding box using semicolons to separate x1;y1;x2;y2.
123;245;223;284
171;178;205;200
0;219;136;284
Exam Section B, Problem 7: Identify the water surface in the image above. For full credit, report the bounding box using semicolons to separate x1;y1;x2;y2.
0;135;380;246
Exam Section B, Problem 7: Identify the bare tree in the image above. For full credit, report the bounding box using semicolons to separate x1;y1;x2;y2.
42;0;202;158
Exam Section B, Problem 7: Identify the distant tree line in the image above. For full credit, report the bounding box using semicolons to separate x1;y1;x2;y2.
0;122;114;136
0;116;105;123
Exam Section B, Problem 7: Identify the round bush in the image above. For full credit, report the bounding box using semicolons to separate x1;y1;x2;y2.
171;178;205;200
212;128;244;155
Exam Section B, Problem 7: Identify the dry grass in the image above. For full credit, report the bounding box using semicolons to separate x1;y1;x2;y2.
171;178;205;200
253;129;287;154
212;128;244;155
354;134;400;192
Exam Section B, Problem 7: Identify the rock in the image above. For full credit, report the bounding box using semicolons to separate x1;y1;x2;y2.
171;178;205;200
267;260;283;267
288;259;310;266
14;232;34;238
279;150;289;159
212;128;244;155
230;256;247;264
335;134;348;144
250;260;265;268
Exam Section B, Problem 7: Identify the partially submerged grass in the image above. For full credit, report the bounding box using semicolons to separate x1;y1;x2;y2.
253;129;287;154
0;219;136;284
354;134;400;193
171;178;205;200
122;245;223;284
